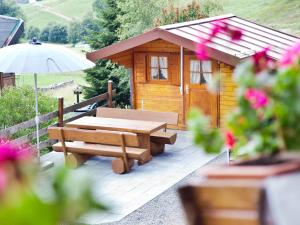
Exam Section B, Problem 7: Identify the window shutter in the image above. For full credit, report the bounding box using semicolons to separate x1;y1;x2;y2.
134;53;146;83
169;54;180;86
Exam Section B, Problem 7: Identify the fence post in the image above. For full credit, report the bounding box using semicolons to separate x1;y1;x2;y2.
108;80;113;108
58;97;64;127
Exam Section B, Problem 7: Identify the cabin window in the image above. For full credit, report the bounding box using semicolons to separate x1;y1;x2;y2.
190;60;212;84
150;56;168;80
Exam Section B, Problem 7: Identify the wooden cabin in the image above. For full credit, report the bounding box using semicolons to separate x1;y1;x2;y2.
0;15;24;91
87;14;300;129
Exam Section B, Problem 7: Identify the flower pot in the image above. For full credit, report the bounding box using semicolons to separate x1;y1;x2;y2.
200;153;300;179
178;179;265;225
178;153;300;225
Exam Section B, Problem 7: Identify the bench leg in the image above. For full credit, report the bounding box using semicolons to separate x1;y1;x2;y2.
137;133;152;165
65;153;91;168
138;153;152;165
112;158;134;174
150;142;165;156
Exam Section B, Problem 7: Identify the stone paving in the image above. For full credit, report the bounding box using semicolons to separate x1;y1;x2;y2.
41;131;216;225
103;151;228;225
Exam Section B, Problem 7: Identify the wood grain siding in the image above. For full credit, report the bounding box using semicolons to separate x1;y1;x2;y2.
219;63;237;128
108;50;133;68
134;53;147;83
105;39;237;129
133;39;183;128
134;39;180;53
135;83;184;126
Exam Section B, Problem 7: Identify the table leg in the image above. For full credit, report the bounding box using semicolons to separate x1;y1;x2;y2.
137;133;152;165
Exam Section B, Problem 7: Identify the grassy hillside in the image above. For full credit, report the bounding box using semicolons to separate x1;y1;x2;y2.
20;0;94;29
221;0;300;37
20;0;300;37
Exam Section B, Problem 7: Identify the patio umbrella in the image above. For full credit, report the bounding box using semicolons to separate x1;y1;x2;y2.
0;38;95;160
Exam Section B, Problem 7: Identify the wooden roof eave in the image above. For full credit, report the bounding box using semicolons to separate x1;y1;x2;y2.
86;28;241;66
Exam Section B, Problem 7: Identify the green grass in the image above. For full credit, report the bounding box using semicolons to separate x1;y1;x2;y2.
221;0;300;36
176;0;300;36
20;0;94;29
20;0;300;37
16;72;87;106
22;4;68;29
44;0;94;19
16;72;86;87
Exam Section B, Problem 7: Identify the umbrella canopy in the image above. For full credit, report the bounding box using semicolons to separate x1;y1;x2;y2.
0;39;95;163
0;41;95;73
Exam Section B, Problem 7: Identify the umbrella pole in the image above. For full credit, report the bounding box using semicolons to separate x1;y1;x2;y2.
34;73;54;170
34;73;40;159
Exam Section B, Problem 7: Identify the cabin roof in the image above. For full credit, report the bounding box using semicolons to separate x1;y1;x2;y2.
87;14;300;66
0;15;24;48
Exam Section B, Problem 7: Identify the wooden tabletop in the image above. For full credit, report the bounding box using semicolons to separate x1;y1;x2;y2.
65;116;167;134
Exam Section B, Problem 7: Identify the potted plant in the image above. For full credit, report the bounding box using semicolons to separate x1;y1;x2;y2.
0;138;106;225
188;21;300;179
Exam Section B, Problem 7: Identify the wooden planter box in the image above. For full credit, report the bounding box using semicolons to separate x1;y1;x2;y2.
201;153;300;180
179;179;265;225
178;153;300;225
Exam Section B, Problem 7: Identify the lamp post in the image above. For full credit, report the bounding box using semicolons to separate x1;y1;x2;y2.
73;86;82;103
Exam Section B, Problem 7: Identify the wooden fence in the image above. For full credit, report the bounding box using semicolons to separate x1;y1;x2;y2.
0;81;116;150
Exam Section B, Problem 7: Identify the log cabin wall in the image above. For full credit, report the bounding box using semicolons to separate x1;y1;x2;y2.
109;49;133;68
108;39;238;129
132;39;184;128
219;63;237;128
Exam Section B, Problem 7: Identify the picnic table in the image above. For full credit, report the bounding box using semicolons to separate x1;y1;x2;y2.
65;116;167;162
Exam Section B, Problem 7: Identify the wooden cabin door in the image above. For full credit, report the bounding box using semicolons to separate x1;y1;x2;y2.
184;56;218;127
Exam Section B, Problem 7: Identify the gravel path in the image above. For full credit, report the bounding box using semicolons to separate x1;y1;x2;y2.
102;152;227;225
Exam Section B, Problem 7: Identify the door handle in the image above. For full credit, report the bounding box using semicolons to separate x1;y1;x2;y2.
185;85;189;94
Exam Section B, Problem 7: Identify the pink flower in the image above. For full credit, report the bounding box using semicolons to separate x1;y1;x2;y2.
225;131;235;150
196;41;209;60
0;169;7;193
230;29;243;41
211;21;243;41
0;139;33;164
280;41;300;67
211;24;221;37
196;20;243;60
252;47;272;73
244;88;269;109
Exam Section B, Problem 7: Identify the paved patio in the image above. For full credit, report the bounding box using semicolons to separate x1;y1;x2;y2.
41;131;218;225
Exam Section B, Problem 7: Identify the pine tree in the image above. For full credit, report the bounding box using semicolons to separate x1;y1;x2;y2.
86;0;121;49
84;0;130;107
84;61;130;108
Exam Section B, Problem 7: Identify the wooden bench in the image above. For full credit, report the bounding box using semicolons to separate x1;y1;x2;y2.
96;107;179;155
48;127;149;174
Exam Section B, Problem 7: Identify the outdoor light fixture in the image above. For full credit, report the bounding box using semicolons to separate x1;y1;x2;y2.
73;86;82;103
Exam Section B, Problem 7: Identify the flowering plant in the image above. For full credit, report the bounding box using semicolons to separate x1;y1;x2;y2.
0;139;105;225
189;21;300;158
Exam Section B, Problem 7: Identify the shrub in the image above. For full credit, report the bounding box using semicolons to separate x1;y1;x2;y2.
0;86;57;129
117;0;165;40
69;17;100;45
39;26;50;42
0;0;24;18
26;26;40;41
48;24;68;43
69;21;82;45
154;1;206;26
200;0;223;17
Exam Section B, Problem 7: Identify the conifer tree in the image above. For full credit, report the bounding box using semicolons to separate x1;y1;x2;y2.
84;0;131;107
86;0;121;49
